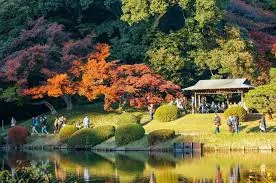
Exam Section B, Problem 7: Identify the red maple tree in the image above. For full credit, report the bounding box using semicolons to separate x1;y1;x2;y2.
79;44;183;110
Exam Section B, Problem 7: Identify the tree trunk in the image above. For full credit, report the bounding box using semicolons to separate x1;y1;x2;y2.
62;95;73;111
267;110;273;120
31;100;57;115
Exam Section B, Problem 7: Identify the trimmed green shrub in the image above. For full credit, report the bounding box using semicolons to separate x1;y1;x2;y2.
154;104;179;122
68;125;115;147
93;125;115;141
148;129;175;145
224;106;247;121
59;125;78;143
116;112;138;126
115;124;145;146
8;126;29;145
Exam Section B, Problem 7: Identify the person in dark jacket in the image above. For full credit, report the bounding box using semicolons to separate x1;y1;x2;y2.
214;114;221;134
41;116;49;135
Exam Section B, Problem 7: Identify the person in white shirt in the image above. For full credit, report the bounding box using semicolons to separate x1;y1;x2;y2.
83;116;90;128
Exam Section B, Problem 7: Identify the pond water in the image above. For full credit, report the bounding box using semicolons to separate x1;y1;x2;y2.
1;150;276;182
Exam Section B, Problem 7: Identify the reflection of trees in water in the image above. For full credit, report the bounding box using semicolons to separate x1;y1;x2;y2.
147;154;176;169
243;168;276;182
56;151;117;182
4;151;276;183
115;154;145;174
7;151;31;169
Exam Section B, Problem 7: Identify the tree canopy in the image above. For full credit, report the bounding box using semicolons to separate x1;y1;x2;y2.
0;0;275;120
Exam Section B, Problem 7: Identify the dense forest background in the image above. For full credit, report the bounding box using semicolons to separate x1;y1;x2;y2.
0;0;275;121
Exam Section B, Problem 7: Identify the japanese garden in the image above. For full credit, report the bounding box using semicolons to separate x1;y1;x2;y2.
0;0;275;182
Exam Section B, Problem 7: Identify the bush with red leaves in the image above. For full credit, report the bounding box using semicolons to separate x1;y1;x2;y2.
8;126;29;145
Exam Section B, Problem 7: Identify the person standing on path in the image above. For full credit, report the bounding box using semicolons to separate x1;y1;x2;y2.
41;116;49;135
31;117;39;135
148;104;155;121
227;115;234;133
83;116;90;128
235;115;240;134
259;113;267;132
214;114;221;134
10;117;16;127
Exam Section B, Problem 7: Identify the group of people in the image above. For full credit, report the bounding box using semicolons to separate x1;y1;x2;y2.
227;115;240;133
214;113;267;134
200;102;227;113
31;116;49;135
54;116;67;133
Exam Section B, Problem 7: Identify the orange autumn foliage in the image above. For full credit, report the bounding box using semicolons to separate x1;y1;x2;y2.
24;43;183;111
79;43;183;110
23;74;77;99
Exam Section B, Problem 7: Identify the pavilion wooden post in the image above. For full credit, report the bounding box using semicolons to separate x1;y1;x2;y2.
198;95;201;107
240;90;245;108
194;92;197;113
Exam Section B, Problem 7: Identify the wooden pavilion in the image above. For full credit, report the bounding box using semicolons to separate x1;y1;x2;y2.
183;78;255;113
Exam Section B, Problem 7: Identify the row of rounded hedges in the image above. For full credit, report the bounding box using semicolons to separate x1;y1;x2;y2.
68;125;115;147
59;125;78;143
154;104;179;122
115;124;145;146
148;129;176;145
223;106;247;121
116;112;139;126
8;126;29;145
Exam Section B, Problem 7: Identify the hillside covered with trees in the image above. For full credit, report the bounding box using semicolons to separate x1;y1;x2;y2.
0;0;275;121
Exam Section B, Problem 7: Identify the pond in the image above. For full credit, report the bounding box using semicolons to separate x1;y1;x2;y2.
1;150;276;182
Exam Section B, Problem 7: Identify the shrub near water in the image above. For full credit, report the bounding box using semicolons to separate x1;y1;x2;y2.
116;112;138;126
154;104;179;122
224;106;247;121
59;125;78;143
148;129;176;145
115;123;145;146
8;126;29;145
68;125;115;147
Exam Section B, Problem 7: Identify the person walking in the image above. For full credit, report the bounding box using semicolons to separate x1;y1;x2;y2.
31;117;39;135
83;116;90;128
235;115;240;134
259;113;266;132
214;114;221;134
41;116;49;135
10;117;16;127
227;115;234;133
148;104;155;121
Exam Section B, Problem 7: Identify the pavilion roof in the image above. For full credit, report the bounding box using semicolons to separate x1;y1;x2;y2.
183;78;255;91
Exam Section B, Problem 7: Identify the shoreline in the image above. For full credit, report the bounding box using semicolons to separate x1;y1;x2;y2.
1;144;275;152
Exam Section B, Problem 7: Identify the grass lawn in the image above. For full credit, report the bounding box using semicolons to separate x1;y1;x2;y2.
144;113;276;149
2;103;276;149
1;103;149;134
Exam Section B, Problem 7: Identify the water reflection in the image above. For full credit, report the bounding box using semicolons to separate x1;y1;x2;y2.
1;150;276;182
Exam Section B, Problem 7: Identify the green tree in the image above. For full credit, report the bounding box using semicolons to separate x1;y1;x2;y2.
194;26;257;79
245;83;276;117
245;69;276;118
121;0;225;27
0;85;24;105
146;29;202;87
